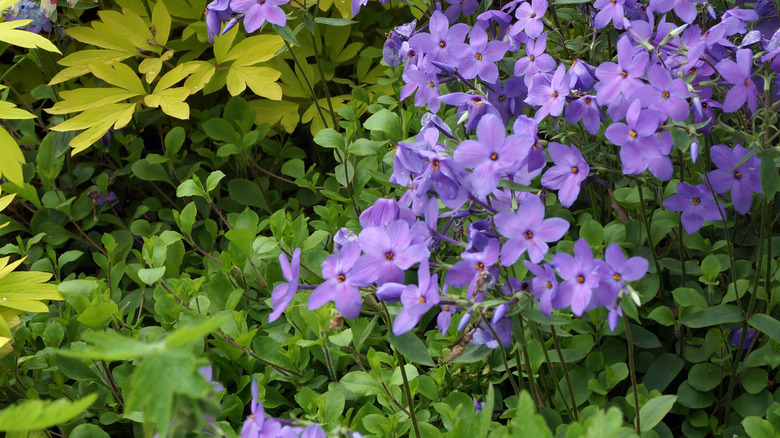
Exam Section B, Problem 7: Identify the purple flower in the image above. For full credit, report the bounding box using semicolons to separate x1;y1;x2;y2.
205;0;233;42
392;259;440;335
526;63;570;122
241;380;282;438
523;261;559;316
730;327;758;349
593;0;626;29
565;95;601;135
708;144;762;214
437;300;456;334
595;244;648;305
301;424;327;438
716;48;758;113
649;0;698;23
268;248;301;323
511;0;547;38
457;29;507;83
663;183;724;234
308;242;371;318
351;220;430;285
552;239;601;316
493;194;570;265
408;11;469;62
471;315;512;348
631;65;691;121
383;20;417;67
444;0;479;23
540;142;589;207
595;36;648;106
453;114;532;197
514;33;556;86
446;238;500;299
604;100;672;180
232;0;288;32
401;66;442;112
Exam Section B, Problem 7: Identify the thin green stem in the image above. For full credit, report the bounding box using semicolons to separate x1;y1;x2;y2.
396;350;421;438
516;315;542;412
637;184;664;300
482;313;521;397
623;315;640;435
550;326;578;421
280;39;329;128
531;323;573;419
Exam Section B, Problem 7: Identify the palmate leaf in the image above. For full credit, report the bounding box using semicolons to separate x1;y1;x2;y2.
224;34;284;67
0;394;97;432
50;103;136;155
226;66;282;100
0;20;60;53
144;87;190;119
49;50;134;85
46;88;143;115
0;102;35;120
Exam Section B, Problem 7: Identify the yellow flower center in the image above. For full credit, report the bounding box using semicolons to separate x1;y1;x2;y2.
439;41;446;48
419;297;426;303
337;274;346;282
571;167;579;174
662;91;670;99
551;91;559;98
475;53;482;60
476;262;484;270
524;231;533;239
385;252;394;260
692;198;700;205
490;153;498;161
629;130;637;138
576;275;585;283
613;273;621;281
734;171;742;179
620;71;628;78
545;281;553;289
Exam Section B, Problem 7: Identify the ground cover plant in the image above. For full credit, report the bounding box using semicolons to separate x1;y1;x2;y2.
2;0;780;436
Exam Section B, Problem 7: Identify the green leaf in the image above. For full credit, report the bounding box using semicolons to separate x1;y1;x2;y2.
387;331;434;366
363;109;402;140
743;416;775;438
643;354;684;392
205;170;226;192
228;179;271;212
165;315;228;348
164;126;185;158
69;423;111;438
687;362;721;391
138;267;166;285
759;154;780;200
509;391;553;437
77;302;118;329
131;159;173;184
281;159;305;179
59;331;161;361
700;254;721;282
747;314;780;344
201;118;238;144
313;128;344;149
579;219;604;246
340;371;383;396
0;394;97;431
313;17;357;26
672;287;708;309
176;179;206;198
678;304;744;328
639;395;677;432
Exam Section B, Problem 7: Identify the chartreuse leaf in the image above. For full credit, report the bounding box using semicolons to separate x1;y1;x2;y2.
96;9;155;52
144;87;190;119
50;103;136;155
0;20;61;53
0;127;25;186
139;51;174;84
151;0;171;47
743;416;775;438
0;393;97;431
50;50;133;85
47;88;143;115
639;395;677;430
224;34;284;66
88;62;146;94
226;66;282;100
0;101;34;119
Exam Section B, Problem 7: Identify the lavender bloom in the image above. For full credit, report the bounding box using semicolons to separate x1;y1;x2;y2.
595;36;648;106
437;299;456;334
464;219;495;252
199;365;225;392
514;33;556;86
486;77;528;123
730;327;758;349
351;220;430;285
716;48;758;113
389;139;426;188
408;11;469;62
232;0;288;32
241;381;282;438
631;65;691;121
457;30;507;83
552;239;601;316
334;228;359;255
383;20;417;67
523;261;559;316
541;142;589;207
663;183;724;234
604;100;672;180
205;0;233;42
593;0;626;29
513;116;545;172
308;242;370;318
401;67;442;112
453;114;532;197
569;59;597;91
471;315;512;348
594;244;648;306
392;259;440;335
494;194;570;265
526;63;570;122
439;93;501;132
268;248;301;323
446;239;500;299
444;0;479;22
565;95;601;135
708;144;762;214
649;0;698;23
511;0;547;38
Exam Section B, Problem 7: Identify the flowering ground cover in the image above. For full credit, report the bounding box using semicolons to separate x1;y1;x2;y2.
1;0;780;436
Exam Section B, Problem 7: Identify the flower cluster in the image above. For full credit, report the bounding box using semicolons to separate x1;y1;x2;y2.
205;0;291;41
241;381;327;438
3;0;53;33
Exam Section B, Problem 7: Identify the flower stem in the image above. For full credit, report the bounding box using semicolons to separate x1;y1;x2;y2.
549;325;578;421
622;314;640;435
396;350;421;438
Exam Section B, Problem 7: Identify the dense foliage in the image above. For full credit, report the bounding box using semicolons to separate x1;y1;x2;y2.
2;0;780;437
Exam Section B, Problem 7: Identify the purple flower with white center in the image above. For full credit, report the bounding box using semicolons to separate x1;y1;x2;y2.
471;315;512;348
631;65;691;121
241;380;282;438
392;259;440;335
708;144;762;214
231;0;288;32
565;95;601;135
494;194;570;265
446;238;500;299
308;242;371;318
594;36;649;106
453;114;532;197
541;142;589;208
593;0;626;29
523;261;559;316
408;11;469;62
526;64;570;122
457;30;507;83
444;0;479;22
351;220;430;285
552;239;601;316
716;48;758;113
511;0;547;38
663;183;724;234
268;248;301;323
649;0;698;23
514;33;556;86
594;244;648;306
